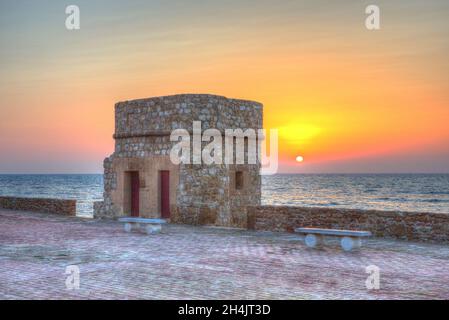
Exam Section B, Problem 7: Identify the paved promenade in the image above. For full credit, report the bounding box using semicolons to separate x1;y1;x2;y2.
1;209;448;299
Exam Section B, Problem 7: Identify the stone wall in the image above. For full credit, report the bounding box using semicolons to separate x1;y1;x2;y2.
248;206;449;243
0;197;76;216
114;94;263;143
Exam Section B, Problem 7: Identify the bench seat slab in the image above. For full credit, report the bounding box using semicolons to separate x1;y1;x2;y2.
118;217;167;224
295;228;372;237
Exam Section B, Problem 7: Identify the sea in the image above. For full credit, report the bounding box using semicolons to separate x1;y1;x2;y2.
0;174;448;218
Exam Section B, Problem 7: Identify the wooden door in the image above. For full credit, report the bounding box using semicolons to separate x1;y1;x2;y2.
130;171;140;217
160;171;170;218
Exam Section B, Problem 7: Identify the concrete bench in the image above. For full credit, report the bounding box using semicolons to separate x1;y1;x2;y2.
295;227;372;251
118;217;167;234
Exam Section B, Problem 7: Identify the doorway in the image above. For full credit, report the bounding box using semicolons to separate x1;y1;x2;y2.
160;170;170;218
125;171;140;217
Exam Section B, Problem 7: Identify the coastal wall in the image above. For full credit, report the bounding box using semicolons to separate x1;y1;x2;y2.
248;206;449;243
0;197;76;216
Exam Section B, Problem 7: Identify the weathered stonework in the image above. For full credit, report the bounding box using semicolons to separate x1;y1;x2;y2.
94;94;263;227
0;197;76;216
248;206;449;243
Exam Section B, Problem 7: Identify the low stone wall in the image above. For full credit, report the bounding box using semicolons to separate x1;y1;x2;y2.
0;197;76;216
248;206;449;243
93;201;106;219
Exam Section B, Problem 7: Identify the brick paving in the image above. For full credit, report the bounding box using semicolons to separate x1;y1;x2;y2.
1;209;449;300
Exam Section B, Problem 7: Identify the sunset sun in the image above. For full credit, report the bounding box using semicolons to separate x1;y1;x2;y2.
296;156;304;163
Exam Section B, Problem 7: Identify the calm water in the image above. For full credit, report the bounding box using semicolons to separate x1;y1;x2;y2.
0;174;448;217
262;174;449;213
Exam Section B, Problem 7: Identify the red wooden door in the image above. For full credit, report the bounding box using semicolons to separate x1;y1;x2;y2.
160;171;170;218
130;172;140;217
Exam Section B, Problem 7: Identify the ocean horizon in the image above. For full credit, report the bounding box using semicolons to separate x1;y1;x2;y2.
0;173;448;217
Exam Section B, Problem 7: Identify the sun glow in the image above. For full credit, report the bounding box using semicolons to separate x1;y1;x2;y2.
278;124;321;145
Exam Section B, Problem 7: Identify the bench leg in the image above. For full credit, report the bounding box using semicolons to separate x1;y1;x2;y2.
124;223;132;233
145;224;161;235
304;234;323;248
341;237;361;251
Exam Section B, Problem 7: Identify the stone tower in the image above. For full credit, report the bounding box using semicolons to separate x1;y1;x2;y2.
94;94;263;228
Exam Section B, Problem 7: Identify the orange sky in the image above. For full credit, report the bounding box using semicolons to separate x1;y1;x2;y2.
0;0;448;173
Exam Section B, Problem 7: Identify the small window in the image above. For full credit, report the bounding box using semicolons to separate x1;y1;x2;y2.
235;171;244;190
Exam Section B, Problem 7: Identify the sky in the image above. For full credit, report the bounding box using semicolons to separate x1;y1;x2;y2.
0;0;448;173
